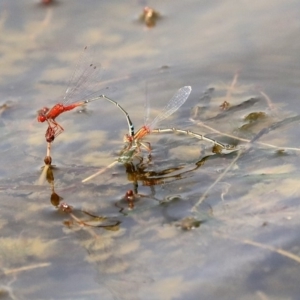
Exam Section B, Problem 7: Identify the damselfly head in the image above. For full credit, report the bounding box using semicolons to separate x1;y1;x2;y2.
124;133;133;143
37;107;49;122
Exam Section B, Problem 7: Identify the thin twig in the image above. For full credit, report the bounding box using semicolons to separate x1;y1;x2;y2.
82;161;118;183
190;118;300;152
46;142;51;157
217;232;300;264
3;262;51;275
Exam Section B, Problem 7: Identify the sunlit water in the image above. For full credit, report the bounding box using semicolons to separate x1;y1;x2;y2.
0;1;300;299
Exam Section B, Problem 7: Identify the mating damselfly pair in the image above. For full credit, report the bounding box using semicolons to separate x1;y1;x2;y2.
37;46;236;163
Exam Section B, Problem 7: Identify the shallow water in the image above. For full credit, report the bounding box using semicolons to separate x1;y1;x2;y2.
1;1;300;299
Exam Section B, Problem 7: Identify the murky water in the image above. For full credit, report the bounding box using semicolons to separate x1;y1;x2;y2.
1;1;300;299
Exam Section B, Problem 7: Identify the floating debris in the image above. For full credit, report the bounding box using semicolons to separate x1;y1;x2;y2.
140;6;161;27
244;112;267;123
219;100;230;110
176;217;202;230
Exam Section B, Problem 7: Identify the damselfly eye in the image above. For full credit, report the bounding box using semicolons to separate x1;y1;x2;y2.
37;107;49;122
37;115;46;122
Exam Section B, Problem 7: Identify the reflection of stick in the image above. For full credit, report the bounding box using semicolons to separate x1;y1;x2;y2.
37;164;49;185
69;212;86;225
82;161;118;183
37;142;52;185
191;146;246;213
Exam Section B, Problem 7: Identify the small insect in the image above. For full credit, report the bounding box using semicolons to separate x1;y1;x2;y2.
38;96;102;142
37;48;137;143
37;46;105;142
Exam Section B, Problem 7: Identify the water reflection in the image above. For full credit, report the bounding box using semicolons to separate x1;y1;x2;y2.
45;165;120;229
115;155;210;214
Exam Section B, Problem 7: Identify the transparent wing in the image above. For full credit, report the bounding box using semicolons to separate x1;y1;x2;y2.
148;86;192;129
62;46;103;105
143;82;150;125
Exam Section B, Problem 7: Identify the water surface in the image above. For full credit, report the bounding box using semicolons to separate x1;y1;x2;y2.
1;1;300;299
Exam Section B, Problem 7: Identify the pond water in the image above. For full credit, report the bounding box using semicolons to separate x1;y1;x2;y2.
1;1;300;299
